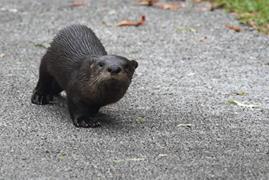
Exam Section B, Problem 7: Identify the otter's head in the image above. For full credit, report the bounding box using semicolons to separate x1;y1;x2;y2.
86;55;138;105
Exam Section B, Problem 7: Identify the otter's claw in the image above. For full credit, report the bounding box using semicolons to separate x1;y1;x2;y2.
73;117;100;128
31;90;53;105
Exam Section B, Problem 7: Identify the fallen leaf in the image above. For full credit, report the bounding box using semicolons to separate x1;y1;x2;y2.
227;99;260;108
177;124;192;128
199;36;208;42
158;154;168;157
248;20;258;29
154;2;181;10
9;8;18;13
58;152;66;160
136;116;145;124
113;157;145;163
0;53;5;58
0;8;18;13
138;0;158;6
69;0;86;7
117;16;145;27
225;25;241;32
34;42;50;49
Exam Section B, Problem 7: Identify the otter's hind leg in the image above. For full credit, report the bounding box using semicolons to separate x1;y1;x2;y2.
31;56;63;105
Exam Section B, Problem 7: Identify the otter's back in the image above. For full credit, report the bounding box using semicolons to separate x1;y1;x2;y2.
50;25;107;61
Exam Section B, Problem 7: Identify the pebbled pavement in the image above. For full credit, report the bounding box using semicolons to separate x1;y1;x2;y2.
0;0;269;179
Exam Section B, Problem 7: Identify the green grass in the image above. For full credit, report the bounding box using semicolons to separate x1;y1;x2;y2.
211;0;269;34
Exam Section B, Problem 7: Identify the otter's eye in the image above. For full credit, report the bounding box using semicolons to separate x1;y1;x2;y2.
98;62;105;67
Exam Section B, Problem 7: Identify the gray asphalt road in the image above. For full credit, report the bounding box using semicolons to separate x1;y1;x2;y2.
0;0;269;179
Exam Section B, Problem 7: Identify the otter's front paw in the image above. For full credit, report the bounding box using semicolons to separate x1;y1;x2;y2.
31;90;53;105
73;117;100;128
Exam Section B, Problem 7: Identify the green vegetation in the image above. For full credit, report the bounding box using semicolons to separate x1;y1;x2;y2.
211;0;269;34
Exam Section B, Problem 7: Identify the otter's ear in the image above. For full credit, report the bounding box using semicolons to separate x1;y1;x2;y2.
130;60;138;69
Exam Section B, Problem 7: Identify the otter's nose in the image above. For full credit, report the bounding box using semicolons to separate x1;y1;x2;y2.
107;65;122;74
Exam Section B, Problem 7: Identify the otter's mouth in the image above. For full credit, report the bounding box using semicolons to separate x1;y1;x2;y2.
95;72;130;93
101;78;125;90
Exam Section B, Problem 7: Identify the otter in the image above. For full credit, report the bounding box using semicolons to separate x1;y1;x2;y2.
31;25;138;128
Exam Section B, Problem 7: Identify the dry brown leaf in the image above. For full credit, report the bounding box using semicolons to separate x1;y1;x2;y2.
248;20;257;29
117;16;146;27
225;25;242;32
138;0;158;6
69;0;86;7
154;2;181;10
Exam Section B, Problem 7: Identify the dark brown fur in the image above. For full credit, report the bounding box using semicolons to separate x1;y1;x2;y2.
31;25;138;128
